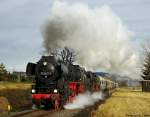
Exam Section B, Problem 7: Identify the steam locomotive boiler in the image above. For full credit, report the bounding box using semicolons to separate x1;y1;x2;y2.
26;56;87;109
26;56;117;109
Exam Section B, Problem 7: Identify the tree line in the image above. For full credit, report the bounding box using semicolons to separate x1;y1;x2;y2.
0;63;29;82
0;63;8;81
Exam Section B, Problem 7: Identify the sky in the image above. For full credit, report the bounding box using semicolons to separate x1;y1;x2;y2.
0;0;150;72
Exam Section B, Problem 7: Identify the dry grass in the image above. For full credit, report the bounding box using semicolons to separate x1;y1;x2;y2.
0;83;32;112
94;88;150;117
0;97;10;115
0;82;31;90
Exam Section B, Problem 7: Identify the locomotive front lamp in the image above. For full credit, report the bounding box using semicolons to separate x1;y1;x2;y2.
43;62;47;66
54;89;58;93
32;89;36;93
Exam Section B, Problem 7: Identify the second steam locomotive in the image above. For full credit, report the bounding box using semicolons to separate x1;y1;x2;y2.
26;56;117;109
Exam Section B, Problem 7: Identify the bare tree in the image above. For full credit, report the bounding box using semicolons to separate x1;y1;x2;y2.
51;49;59;57
60;47;77;64
50;47;77;64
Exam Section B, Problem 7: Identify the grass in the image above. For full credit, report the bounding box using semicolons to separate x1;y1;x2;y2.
94;88;150;117
0;82;32;114
0;97;10;115
0;82;32;90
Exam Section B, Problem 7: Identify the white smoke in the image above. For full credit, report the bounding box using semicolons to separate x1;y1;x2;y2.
64;91;104;109
42;1;141;79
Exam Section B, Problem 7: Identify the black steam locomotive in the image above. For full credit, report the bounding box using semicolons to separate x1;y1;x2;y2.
26;56;117;109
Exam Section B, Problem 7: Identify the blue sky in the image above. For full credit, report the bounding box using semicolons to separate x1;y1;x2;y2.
0;0;150;71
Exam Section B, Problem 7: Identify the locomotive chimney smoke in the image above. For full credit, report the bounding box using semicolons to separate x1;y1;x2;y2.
64;91;104;109
42;1;141;79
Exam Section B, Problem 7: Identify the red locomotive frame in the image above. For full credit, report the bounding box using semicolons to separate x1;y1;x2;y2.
31;80;117;109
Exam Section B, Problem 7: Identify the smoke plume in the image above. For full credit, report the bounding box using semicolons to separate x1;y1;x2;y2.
64;91;103;109
42;1;141;79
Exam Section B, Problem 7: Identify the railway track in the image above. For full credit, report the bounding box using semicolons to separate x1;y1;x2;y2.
9;100;105;117
11;110;56;117
11;109;80;117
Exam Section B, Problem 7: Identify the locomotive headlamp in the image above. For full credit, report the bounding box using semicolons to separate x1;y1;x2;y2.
32;89;36;93
43;62;47;66
54;89;58;93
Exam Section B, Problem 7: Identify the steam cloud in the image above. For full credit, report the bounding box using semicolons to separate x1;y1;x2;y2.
64;91;104;109
42;1;141;79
